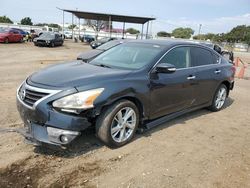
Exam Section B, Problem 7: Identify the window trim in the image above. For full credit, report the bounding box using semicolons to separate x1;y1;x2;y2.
149;44;221;74
190;46;216;67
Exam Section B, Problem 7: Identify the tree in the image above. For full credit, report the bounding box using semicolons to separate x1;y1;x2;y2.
193;33;217;41
225;25;250;44
0;16;13;24
34;23;62;30
85;19;110;39
126;28;140;35
68;24;77;30
20;17;33;25
48;23;62;30
172;27;194;39
157;31;171;37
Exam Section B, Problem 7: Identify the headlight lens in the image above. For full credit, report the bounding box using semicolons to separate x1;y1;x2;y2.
52;88;104;109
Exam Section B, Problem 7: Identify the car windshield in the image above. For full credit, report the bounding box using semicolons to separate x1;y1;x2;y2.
40;33;55;39
90;43;163;70
96;40;121;51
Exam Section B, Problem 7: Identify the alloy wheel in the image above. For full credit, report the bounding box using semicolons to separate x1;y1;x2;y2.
215;87;227;109
111;107;137;143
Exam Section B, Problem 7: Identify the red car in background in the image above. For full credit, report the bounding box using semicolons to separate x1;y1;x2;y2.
0;28;23;43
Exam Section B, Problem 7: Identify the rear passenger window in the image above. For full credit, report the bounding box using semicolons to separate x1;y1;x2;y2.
191;47;214;67
160;47;191;69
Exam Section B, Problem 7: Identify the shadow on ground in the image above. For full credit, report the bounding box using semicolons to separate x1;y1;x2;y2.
12;97;235;158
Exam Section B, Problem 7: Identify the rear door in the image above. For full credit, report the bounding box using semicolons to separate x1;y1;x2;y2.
13;31;21;42
190;46;220;105
149;46;198;119
8;31;15;42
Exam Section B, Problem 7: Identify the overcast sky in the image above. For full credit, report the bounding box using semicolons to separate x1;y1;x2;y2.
1;0;250;34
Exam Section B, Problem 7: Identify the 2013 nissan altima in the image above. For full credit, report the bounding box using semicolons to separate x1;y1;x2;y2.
16;40;235;148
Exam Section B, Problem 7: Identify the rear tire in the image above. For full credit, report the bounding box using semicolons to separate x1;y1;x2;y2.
96;100;139;148
208;84;228;112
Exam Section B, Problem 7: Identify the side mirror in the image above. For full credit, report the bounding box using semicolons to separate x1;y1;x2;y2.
155;63;176;73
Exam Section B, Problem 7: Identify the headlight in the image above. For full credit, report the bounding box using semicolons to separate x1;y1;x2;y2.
52;88;104;110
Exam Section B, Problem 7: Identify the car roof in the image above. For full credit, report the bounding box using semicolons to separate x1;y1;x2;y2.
126;39;212;49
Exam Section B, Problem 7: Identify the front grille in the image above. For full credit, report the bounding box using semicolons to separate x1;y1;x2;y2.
24;89;49;107
18;84;50;108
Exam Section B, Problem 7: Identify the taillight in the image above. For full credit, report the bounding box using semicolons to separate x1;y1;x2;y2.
231;66;236;76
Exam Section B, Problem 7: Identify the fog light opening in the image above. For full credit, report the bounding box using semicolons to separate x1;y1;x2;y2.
60;135;69;143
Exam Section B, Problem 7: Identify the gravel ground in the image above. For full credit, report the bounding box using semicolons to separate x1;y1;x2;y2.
0;41;250;188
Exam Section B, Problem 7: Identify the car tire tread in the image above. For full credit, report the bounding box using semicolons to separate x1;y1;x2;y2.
208;84;228;112
96;100;139;148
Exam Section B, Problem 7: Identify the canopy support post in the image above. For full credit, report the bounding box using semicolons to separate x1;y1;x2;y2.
71;13;74;41
122;22;126;39
109;16;112;38
146;21;149;39
141;24;144;39
62;10;65;36
78;18;81;41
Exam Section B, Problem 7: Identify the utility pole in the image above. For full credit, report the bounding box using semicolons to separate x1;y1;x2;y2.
198;24;202;40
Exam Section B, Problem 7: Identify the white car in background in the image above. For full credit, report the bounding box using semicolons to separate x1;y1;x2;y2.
64;31;72;39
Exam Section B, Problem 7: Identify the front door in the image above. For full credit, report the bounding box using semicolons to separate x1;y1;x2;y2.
149;46;198;119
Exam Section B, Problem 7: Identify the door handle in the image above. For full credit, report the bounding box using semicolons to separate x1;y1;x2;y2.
214;70;221;74
187;75;196;80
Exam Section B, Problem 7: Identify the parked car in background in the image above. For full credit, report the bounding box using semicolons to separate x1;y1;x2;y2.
80;34;95;43
233;43;249;52
17;39;235;148
0;28;23;43
64;31;72;39
197;41;234;63
30;29;39;41
33;32;64;47
90;37;117;49
77;39;128;61
11;28;28;38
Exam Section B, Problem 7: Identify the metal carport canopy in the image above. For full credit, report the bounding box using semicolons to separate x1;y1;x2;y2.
62;9;155;24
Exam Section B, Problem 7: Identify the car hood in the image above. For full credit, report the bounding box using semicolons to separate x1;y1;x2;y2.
28;61;132;88
77;49;103;61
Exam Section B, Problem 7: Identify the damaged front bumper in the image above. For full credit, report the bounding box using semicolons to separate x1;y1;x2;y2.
19;123;81;146
16;83;92;146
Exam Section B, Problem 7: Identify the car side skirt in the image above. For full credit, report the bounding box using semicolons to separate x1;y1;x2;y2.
144;102;210;130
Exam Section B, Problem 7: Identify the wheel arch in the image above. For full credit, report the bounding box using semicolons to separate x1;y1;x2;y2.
220;80;231;96
96;95;146;123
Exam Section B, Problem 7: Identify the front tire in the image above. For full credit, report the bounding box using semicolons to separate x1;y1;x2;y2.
4;38;9;44
50;42;55;47
208;84;228;112
96;100;139;148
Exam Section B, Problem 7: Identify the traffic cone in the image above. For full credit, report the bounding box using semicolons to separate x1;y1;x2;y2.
237;65;247;79
234;57;240;67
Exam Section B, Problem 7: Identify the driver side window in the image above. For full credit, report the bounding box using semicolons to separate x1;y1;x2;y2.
159;47;191;69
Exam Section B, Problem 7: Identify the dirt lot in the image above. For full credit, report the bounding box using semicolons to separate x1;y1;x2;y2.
0;41;250;188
